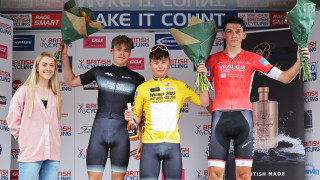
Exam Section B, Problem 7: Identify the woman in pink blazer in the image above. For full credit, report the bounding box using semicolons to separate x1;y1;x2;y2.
6;52;62;180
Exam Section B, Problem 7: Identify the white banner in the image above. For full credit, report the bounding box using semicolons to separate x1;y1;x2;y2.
0;14;13;180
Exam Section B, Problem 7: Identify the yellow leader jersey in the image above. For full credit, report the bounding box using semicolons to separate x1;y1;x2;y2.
134;76;201;143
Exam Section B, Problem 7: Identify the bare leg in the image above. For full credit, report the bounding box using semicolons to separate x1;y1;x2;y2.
88;171;103;180
208;166;225;180
111;171;126;180
236;166;251;180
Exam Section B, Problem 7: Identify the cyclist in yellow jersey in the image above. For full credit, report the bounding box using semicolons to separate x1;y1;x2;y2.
125;45;209;179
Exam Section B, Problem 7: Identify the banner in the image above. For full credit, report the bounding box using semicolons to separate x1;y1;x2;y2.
0;14;13;180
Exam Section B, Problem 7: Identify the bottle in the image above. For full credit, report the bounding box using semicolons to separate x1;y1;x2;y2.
127;103;139;141
252;87;278;150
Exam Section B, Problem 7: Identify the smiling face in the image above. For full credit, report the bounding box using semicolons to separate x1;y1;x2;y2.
110;43;131;67
37;56;56;81
149;57;171;78
222;23;247;48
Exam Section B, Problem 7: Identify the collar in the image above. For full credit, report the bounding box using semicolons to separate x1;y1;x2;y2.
222;49;244;60
111;63;128;70
152;75;169;81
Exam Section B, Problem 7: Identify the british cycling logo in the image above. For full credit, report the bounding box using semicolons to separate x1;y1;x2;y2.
59;82;72;92
309;41;317;53
78;104;98;114
77;148;87;159
170;58;188;69
13;35;34;51
304;140;320;153
195;125;211;136
125;171;139;180
181;103;189;113
60;126;72;136
307;62;317;82
181;147;190;158
0;70;10;83
0;120;9;131
39;38;72;48
58;171;72;180
0;22;11;36
11;149;20;159
155;34;180;50
304;90;318;103
0;169;8;179
196;170;208;180
58;56;72;73
12;60;34;70
78;59;111;70
131;37;150;48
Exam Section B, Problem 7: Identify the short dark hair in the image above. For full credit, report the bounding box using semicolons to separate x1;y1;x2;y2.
111;35;134;51
149;48;170;61
222;16;246;32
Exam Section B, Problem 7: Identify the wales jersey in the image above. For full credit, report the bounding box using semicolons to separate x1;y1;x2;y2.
206;50;279;111
134;76;201;143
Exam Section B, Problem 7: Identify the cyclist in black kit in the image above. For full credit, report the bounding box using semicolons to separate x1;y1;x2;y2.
58;35;144;180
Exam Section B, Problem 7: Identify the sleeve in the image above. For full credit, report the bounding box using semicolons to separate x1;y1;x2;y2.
183;82;201;106
254;56;273;74
133;85;144;118
261;66;283;80
79;67;97;86
6;86;26;141
205;55;214;82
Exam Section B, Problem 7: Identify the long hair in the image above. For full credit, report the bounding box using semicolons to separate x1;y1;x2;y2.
23;52;62;120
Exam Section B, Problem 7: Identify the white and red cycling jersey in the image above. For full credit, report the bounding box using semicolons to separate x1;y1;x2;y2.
206;50;282;111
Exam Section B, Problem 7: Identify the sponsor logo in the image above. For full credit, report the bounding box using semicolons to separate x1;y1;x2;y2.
125;171;139;180
155;34;180;50
214;37;224;47
0;169;8;179
181;102;188;113
33;13;61;28
12;60;34;69
128;58;144;70
78;104;98;114
196;170;208;180
13;35;34;51
305;164;319;178
11;170;19;180
304;110;312;129
83;36;106;48
197;111;211;116
62;113;69;118
78;59;111;70
78;126;92;134
304;141;320;152
0;96;6;105
219;64;246;71
307;62;317;81
0;70;10;83
308;41;317;53
77;148;87;159
12;80;23;95
304;90;318;103
0;22;12;36
0;120;9;132
39;38;72;49
238;12;270;27
220;73;226;78
195;125;211;136
83;81;98;90
60;126;72;136
58;171;71;180
0;45;8;59
259;58;270;66
181;147;189;158
131;37;150;48
11;149;20;159
270;13;288;27
59;82;72;92
7;14;32;28
150;87;160;92
170;58;188;68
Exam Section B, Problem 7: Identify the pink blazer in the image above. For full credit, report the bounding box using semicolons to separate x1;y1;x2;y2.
6;85;61;162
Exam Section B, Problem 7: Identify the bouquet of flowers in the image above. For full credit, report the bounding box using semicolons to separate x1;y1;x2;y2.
54;0;104;64
286;0;316;81
171;16;217;93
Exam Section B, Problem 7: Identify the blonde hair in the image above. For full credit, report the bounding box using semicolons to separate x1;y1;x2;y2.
23;52;62;120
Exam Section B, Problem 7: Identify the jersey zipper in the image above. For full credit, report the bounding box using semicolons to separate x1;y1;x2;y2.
230;58;233;109
109;68;119;119
160;78;166;142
